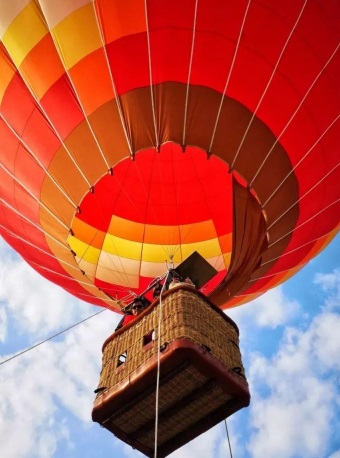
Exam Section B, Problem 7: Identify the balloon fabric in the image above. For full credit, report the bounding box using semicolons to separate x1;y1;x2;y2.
0;0;339;312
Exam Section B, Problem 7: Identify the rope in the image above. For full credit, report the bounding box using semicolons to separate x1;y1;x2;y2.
262;113;340;209
208;0;251;154
231;0;307;169
38;2;110;171
182;0;199;147
0;113;78;210
0;219;135;308
268;166;340;232
250;42;340;189
268;196;340;250
0;198;69;252
144;0;160;148
237;225;338;287
224;419;233;458
0;57;92;189
259;227;338;269
0;222;128;306
0;308;106;367
154;271;171;458
92;1;134;158
0;163;70;232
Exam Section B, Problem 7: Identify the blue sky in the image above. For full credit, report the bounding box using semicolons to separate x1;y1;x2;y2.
0;235;339;458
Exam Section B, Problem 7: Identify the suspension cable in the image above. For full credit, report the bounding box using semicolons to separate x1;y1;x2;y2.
208;0;251;154
0;164;70;232
250;42;340;189
0;113;78;210
92;1;134;158
0;53;92;189
224;419;233;458
154;270;171;458
237;226;338;288
144;0;160;148
38;2;110;171
182;0;199;147
268;171;340;233
231;0;307;169
0;308;107;367
259;227;338;269
0;222;130;307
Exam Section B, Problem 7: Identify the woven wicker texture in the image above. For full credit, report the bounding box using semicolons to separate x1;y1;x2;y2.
141;382;232;448
108;365;206;431
96;288;247;394
94;288;249;456
103;365;232;449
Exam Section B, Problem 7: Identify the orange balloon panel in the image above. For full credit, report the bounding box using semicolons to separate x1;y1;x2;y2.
65;144;233;299
0;0;339;311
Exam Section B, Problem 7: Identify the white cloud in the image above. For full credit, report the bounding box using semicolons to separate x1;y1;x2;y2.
170;423;222;458
314;269;340;312
309;313;340;371
0;238;121;458
0;310;119;458
329;451;340;458
0;305;7;342
0;249;94;338
228;286;300;330
246;306;340;458
314;270;340;291
248;379;334;458
215;419;248;458
1;237;339;458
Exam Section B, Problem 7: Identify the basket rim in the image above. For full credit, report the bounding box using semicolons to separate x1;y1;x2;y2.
93;337;249;416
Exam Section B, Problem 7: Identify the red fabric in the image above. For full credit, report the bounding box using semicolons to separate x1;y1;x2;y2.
121;314;137;327
1;0;339;311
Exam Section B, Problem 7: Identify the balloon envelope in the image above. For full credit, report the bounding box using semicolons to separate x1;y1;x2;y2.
0;0;339;311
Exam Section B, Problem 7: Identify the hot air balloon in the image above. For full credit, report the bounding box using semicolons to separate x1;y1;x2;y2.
0;0;339;456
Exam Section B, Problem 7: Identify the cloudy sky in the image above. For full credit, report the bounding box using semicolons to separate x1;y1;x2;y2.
0;234;339;458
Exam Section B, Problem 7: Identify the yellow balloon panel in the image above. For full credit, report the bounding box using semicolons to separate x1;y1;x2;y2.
52;3;102;69
2;2;47;67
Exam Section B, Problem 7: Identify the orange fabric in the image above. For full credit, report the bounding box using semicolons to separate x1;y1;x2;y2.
20;33;64;99
68;49;115;114
95;0;146;44
0;0;339;309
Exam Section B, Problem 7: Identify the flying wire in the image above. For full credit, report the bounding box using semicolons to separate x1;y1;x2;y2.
0;308;107;367
92;0;134;158
250;42;340;189
239;226;339;288
231;0;307;169
208;0;251;154
224;419;233;458
154;270;171;458
182;0;199;147
145;0;160;148
0;112;78;210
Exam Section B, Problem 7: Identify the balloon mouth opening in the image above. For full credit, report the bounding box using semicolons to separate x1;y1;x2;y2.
66;142;244;300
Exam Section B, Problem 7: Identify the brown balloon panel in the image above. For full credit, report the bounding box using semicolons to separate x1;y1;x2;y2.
1;0;339;311
92;287;250;457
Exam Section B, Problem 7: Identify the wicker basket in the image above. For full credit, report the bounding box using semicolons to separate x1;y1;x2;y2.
92;286;250;457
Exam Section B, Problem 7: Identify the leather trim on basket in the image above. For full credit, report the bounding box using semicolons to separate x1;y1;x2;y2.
92;338;250;457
